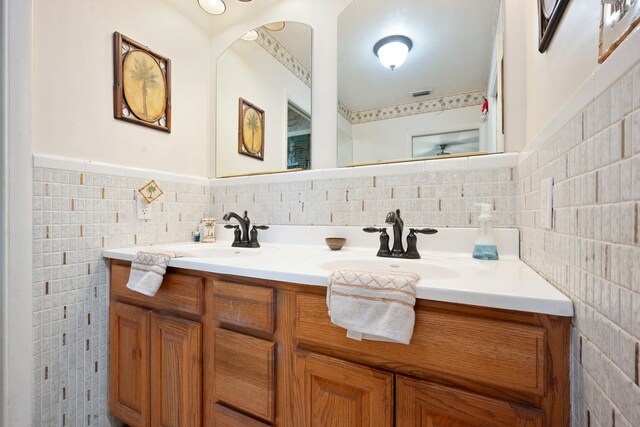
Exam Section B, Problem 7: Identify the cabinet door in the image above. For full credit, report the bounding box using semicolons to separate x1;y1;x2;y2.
295;350;393;427
396;375;543;427
150;313;202;427
109;302;151;427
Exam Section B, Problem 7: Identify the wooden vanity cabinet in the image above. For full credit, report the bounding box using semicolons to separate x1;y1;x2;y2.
109;263;204;427
108;260;570;427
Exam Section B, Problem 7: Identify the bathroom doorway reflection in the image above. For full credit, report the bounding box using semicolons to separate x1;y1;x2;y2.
287;101;311;170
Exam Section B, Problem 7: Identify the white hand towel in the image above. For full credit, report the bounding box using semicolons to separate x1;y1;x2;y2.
327;269;419;345
126;251;177;297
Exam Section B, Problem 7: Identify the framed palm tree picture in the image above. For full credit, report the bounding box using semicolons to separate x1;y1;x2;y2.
113;32;172;133
238;98;265;160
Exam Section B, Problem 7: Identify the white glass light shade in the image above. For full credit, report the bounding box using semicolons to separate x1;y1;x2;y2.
241;30;258;41
198;0;226;15
377;42;409;70
373;35;413;70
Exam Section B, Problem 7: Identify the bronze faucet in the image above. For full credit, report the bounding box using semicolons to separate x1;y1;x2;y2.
364;209;437;259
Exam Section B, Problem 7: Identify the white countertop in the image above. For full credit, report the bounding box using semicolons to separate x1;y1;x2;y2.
103;226;573;317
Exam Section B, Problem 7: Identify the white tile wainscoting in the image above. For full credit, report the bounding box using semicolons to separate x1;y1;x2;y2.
31;158;210;426
518;59;640;426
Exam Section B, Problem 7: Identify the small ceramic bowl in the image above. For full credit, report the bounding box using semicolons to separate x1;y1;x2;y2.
325;237;346;250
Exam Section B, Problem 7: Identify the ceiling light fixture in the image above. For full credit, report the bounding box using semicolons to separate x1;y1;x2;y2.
264;22;286;31
373;35;413;70
241;29;258;41
198;0;226;15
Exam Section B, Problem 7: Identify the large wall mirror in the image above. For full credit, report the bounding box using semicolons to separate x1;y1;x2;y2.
216;22;313;177
337;0;504;167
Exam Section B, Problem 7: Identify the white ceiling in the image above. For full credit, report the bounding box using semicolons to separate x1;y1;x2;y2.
160;0;312;68
160;0;284;36
338;0;501;111
269;23;313;70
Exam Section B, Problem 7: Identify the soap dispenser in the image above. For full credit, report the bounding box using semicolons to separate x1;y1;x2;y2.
473;203;499;260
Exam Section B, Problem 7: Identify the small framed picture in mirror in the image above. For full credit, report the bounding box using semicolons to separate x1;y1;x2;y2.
598;0;640;63
238;98;265;161
538;0;569;52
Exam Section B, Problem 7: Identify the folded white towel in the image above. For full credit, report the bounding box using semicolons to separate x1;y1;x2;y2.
327;269;419;345
126;251;177;297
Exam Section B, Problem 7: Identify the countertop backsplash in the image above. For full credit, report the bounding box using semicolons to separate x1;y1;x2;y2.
211;156;518;228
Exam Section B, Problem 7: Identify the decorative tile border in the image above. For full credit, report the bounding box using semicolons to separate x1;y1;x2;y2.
340;90;485;125
256;28;311;88
338;100;354;122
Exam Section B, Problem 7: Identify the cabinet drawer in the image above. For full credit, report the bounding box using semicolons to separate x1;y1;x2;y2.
213;404;270;427
213;281;275;334
214;328;275;422
296;293;546;396
111;263;204;316
396;375;543;426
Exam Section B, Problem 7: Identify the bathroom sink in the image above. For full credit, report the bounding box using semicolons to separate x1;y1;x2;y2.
314;255;489;281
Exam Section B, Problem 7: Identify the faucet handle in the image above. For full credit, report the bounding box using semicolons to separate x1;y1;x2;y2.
412;228;438;235
363;227;391;257
363;227;386;233
249;225;268;248
224;224;239;229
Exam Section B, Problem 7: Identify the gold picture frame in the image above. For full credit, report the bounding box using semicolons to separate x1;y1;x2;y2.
598;0;640;63
238;98;265;161
113;32;172;132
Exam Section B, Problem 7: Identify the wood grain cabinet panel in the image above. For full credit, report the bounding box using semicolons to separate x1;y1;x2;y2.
111;263;204;316
296;293;546;396
214;328;276;422
396;375;543;427
109;302;151;427
295;350;394;427
213;281;275;334
150;313;202;427
213;404;271;427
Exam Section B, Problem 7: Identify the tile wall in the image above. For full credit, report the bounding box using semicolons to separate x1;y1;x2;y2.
518;61;640;426
32;166;209;426
211;159;517;228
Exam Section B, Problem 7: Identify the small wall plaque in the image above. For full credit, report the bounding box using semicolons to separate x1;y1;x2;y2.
138;180;163;204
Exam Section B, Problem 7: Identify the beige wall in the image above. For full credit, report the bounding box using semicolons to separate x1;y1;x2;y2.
33;0;211;177
524;1;602;145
